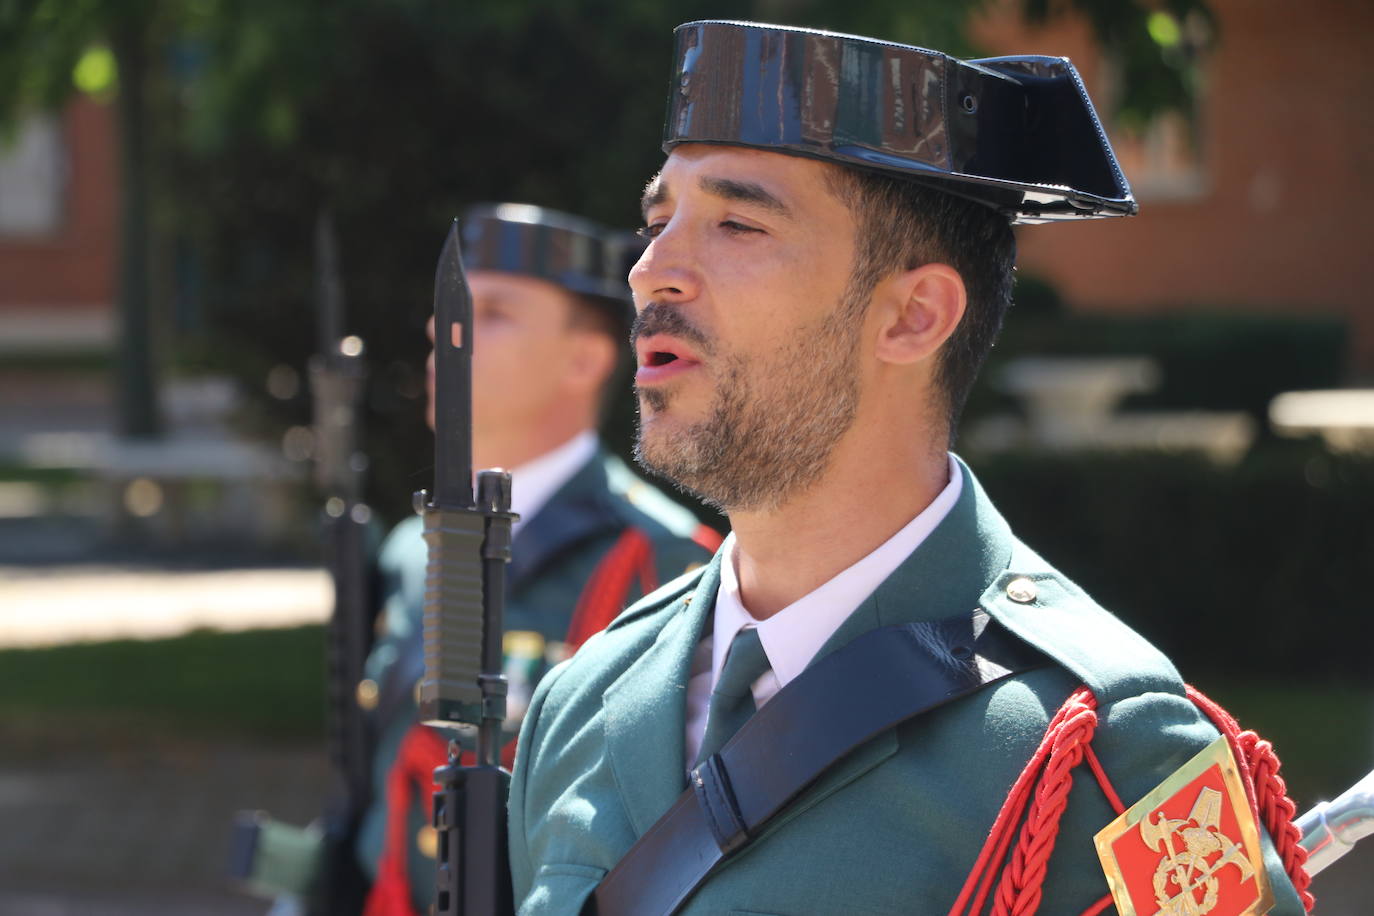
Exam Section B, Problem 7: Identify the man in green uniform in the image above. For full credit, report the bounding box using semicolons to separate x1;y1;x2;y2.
508;22;1306;916
354;204;718;916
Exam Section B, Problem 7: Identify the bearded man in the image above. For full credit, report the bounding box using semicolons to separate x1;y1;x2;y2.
507;21;1308;916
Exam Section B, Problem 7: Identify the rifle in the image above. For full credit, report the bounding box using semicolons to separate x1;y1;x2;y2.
307;209;377;916
415;220;517;915
229;211;376;914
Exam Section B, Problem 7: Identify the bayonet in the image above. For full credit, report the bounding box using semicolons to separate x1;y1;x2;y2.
430;223;475;511
418;219;517;915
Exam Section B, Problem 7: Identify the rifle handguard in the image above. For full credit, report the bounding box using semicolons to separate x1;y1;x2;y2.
418;500;487;727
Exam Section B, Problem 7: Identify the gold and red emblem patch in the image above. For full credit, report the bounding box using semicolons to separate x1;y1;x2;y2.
1094;736;1275;916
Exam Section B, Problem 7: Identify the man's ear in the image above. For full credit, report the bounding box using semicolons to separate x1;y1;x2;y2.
871;262;966;366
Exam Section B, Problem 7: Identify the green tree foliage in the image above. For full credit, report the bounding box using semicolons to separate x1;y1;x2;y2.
1;0;1214;519
1021;0;1214;131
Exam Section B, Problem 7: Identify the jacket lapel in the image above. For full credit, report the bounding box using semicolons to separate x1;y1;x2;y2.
508;450;620;590
601;553;720;837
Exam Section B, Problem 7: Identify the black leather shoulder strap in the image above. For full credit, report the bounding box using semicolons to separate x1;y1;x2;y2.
589;610;1046;916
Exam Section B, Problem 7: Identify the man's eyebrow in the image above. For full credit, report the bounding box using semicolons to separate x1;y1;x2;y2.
699;176;792;217
640;173;794;220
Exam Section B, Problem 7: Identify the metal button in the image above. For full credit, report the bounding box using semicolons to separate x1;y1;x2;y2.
356;678;380;711
1006;577;1038;604
417;825;438;859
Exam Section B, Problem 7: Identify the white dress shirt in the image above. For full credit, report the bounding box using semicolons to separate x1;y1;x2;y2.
507;430;599;538
683;455;963;769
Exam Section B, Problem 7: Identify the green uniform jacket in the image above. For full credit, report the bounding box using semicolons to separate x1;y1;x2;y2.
356;448;715;912
509;459;1303;915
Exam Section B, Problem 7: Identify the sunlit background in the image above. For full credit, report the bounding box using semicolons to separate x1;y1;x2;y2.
1;0;1371;912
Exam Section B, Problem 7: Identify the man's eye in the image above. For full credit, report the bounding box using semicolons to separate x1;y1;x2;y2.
720;220;761;234
637;224;665;239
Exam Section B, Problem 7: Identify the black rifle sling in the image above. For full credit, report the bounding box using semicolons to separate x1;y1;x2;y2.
588;609;1047;916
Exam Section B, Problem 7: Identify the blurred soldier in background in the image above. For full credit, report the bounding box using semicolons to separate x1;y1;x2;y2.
354;204;720;916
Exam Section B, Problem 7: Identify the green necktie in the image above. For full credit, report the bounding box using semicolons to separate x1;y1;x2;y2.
695;627;772;766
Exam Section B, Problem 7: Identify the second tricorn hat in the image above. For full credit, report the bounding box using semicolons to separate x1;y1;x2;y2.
460;203;643;316
665;21;1136;224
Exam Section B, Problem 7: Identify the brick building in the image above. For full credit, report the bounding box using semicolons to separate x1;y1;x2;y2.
977;0;1374;372
2;1;1370;372
0;96;117;354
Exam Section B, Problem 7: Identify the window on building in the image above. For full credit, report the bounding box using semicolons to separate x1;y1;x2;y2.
0;114;66;237
1111;107;1208;202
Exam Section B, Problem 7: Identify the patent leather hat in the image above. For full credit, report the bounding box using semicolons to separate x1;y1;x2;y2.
461;203;643;315
665;21;1136;224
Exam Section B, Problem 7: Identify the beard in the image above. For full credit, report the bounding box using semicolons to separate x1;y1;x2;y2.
632;290;865;514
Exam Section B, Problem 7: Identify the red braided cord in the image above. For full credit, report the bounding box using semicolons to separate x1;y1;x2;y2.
1078;894;1115;916
992;694;1100;916
1186;685;1314;912
564;527;654;649
1081;744;1126;817
1185;687;1258;813
947;687;1097;916
636;533;660;597
692;522;724;555
954;683;1311;916
364;725;449;916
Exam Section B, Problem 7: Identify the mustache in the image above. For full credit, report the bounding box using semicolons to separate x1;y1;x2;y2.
631;302;714;356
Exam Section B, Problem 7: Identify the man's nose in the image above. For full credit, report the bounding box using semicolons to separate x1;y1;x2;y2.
629;222;700;309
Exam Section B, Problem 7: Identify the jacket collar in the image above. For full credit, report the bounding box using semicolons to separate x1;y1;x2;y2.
508;448;622;588
598;458;1020;837
812;456;1015;665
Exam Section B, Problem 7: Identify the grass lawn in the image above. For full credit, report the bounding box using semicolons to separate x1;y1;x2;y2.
0;626;1368;813
0;625;327;749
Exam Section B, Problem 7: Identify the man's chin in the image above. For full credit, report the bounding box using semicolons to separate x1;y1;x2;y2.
632;417;673;467
632;416;697;480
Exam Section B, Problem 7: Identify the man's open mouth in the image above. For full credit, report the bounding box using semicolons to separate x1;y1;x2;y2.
644;351;679;367
634;336;702;386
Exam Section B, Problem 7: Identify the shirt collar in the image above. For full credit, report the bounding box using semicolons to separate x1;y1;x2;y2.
711;454;963;689
508;430;599;536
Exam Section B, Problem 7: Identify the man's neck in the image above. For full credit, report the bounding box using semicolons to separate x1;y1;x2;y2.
728;430;950;620
473;411;597;473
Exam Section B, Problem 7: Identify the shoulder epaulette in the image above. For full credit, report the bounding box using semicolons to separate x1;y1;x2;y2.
981;543;1183;706
600;455;706;541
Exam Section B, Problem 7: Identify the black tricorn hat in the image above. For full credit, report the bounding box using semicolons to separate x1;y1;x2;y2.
460;204;643;319
665;21;1136;224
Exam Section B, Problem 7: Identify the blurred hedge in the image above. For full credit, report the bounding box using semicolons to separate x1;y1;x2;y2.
969;445;1374;680
966;306;1349;428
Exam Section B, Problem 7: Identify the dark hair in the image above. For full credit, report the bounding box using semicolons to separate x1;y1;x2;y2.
566;293;632;416
825;167;1016;438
